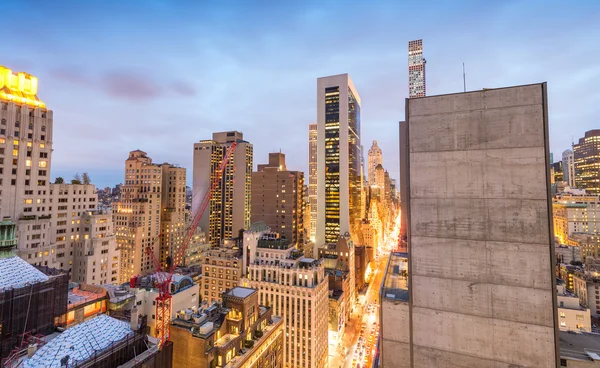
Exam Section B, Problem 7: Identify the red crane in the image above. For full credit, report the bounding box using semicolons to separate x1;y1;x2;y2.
139;141;237;348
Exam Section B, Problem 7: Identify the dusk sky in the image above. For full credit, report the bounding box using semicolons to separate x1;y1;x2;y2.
2;0;599;188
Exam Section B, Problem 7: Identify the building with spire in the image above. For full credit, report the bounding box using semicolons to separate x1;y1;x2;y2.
368;140;382;185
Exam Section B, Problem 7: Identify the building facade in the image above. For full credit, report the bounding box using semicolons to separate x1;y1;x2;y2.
408;39;426;98
251;152;304;246
160;163;186;266
245;229;329;368
308;123;318;244
193;131;253;247
368;140;382;185
384;84;558;367
562;149;575;188
72;210;120;285
574;130;600;195
316;74;363;246
201;246;243;303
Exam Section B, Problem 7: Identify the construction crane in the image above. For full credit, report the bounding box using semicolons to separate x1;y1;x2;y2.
135;141;237;348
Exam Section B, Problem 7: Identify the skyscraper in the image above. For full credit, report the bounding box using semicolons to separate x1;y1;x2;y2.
160;163;186;266
316;74;363;245
574;131;600;194
562;149;575;187
383;83;558;367
193;131;253;246
368;140;382;184
308;123;318;242
251;152;304;246
408;39;426;98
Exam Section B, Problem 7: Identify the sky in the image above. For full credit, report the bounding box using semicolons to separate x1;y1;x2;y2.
2;0;599;188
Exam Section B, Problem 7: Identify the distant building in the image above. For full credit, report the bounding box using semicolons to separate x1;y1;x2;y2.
170;287;284;368
563;149;575;187
574;273;600;319
245;228;329;368
574;130;600;194
408;39;426;98
251;152;304;246
553;192;600;246
200;246;243;304
557;280;591;333
308;123;317;243
193;131;253;247
183;227;210;267
160;163;186;266
318;236;356;317
368;140;382;185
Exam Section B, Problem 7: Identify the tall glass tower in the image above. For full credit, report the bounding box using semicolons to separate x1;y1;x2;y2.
408;39;426;98
316;74;363;245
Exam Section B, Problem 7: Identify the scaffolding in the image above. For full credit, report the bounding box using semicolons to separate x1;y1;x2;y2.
0;269;69;360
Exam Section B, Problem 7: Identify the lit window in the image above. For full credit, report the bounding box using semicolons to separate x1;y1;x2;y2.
27;141;32;147
0;138;4;144
13;140;18;145
40;143;45;148
39;161;47;168
24;199;33;204
12;149;18;157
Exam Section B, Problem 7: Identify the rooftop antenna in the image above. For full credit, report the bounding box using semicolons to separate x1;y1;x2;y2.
462;63;466;92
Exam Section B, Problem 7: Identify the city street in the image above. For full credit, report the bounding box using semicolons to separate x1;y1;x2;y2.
329;213;401;368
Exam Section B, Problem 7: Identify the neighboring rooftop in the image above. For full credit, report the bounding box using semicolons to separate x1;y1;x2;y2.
23;315;133;368
559;331;600;362
257;238;291;250
0;256;49;291
225;287;256;299
382;252;409;302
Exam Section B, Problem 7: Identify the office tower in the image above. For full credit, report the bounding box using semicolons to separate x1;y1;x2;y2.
408;39;426;98
252;152;304;246
368;140;382;184
72;210;120;284
562;149;575;187
245;227;329;368
574;131;600;194
0;65;55;266
200;246;243;303
193;131;253;246
308;123;317;242
113;150;163;283
171;287;284;368
160;163;186;265
383;84;558;367
316;74;363;245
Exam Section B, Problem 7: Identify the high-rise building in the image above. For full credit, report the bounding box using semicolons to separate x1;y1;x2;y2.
252;152;304;246
408;39;426;98
383;83;558;367
562;149;575;187
245;227;329;368
316;74;363;245
113;150;163;283
308;123;317;243
200;246;243;303
573;131;600;194
0;65;55;267
368;140;382;184
193;131;253;247
160;163;186;266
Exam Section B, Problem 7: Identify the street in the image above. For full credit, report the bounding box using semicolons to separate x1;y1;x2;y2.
329;213;401;368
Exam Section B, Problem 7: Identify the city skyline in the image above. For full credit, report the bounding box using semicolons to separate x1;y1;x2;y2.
2;1;598;188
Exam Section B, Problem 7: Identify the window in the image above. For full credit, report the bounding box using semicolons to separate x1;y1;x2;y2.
25;159;31;167
39;161;47;168
12;149;18;157
15;121;19;128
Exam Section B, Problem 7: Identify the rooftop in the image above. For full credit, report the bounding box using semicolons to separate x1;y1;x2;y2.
257;238;291;250
225;287;256;299
382;252;409;302
0;256;49;291
559;331;600;362
23;315;133;368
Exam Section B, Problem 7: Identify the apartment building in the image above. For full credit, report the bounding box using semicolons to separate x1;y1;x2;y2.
557;280;591;333
245;228;329;368
201;246;243;303
72;210;120;285
251;152;304;246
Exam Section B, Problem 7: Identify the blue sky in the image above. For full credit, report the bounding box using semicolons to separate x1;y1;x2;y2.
2;0;599;188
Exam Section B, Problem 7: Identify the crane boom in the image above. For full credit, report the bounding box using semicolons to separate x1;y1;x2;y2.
148;141;238;348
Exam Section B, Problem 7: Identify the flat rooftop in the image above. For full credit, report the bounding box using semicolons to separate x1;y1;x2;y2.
0;256;49;291
225;287;256;299
382;252;409;302
560;331;600;362
23;315;133;367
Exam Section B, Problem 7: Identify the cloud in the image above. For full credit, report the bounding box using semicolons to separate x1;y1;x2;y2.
102;72;160;101
171;81;197;96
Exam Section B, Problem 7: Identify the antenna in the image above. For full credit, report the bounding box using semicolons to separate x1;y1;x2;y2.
462;63;466;92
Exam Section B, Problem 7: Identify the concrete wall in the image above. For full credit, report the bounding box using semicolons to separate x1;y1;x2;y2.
406;84;558;367
381;300;411;368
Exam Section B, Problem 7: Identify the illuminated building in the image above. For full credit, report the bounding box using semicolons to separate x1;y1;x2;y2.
408;39;426;98
245;228;329;368
562;149;575;187
368;140;382;185
318;235;356;320
171;287;284;368
385;84;558;367
201;246;243;303
574;130;600;194
160;163;186;266
308;123;317;242
193;131;253;247
553;193;600;243
251;152;304;246
316;74;363;246
0;65;55;267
